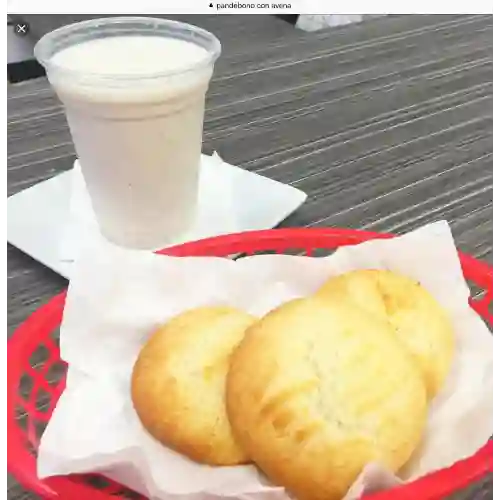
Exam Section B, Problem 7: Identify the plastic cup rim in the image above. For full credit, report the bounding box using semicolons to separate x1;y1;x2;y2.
34;16;222;82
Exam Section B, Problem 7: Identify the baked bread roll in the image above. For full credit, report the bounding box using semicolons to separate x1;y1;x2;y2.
131;306;255;465
227;297;427;500
315;269;454;398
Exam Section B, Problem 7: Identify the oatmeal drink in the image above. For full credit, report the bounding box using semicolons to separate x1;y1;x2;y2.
35;17;221;249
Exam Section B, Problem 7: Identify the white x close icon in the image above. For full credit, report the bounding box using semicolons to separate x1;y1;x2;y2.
14;23;29;35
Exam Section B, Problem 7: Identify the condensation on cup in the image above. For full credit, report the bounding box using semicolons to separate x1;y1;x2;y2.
35;17;221;249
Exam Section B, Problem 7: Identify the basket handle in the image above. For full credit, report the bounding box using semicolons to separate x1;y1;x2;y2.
364;440;492;500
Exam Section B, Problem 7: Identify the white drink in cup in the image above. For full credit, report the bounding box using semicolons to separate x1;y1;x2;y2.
35;17;221;249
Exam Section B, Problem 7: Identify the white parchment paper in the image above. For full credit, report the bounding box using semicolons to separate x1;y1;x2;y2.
38;221;493;500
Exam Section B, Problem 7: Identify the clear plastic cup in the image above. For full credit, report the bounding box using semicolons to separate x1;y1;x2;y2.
35;17;221;249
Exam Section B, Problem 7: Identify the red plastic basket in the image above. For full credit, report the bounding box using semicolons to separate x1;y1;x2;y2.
7;228;493;500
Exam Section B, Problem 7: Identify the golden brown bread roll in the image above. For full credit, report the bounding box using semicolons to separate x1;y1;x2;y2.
131;306;255;465
226;297;427;500
315;269;454;398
